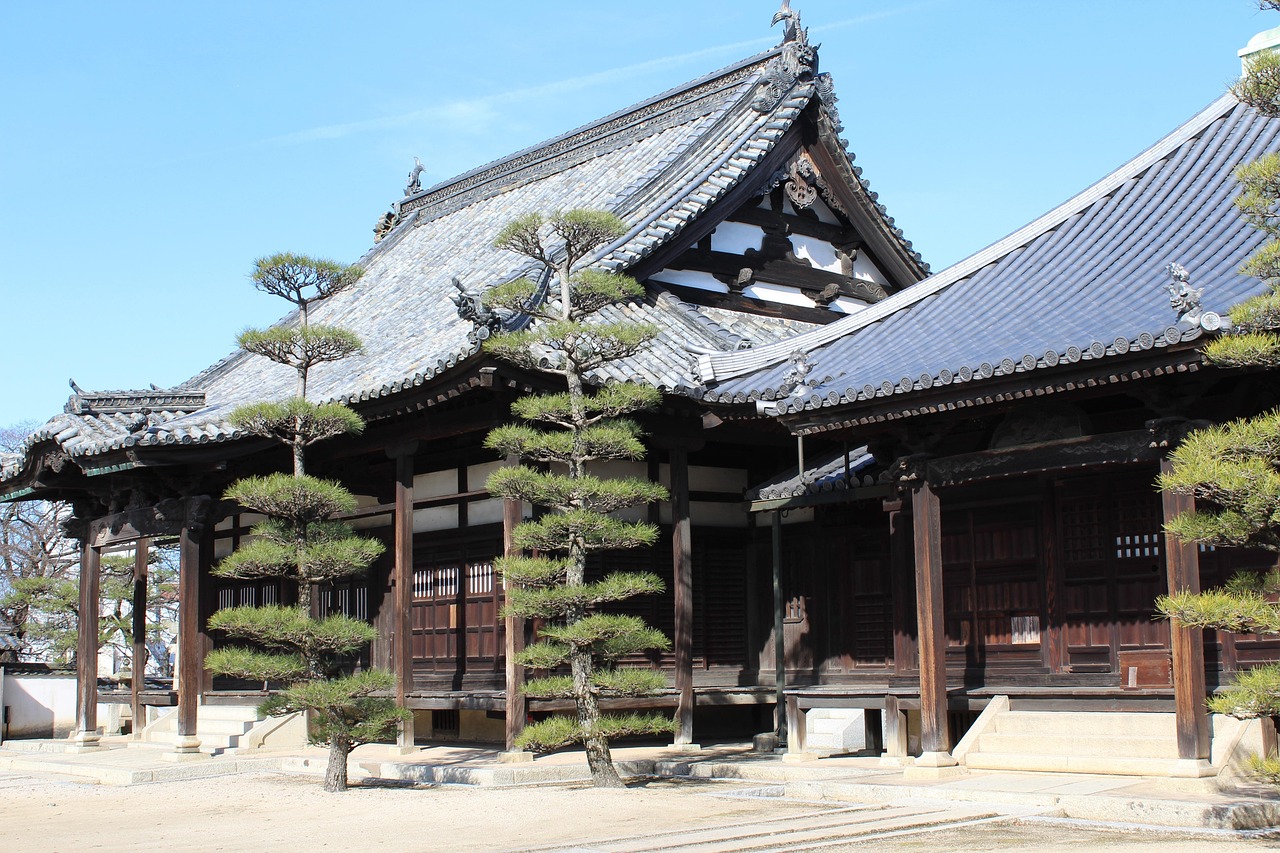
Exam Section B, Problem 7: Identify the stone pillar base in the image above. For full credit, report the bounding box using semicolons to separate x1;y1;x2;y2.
498;750;535;764
669;742;702;753
782;751;819;763
1170;758;1215;778
67;730;104;753
903;750;964;780
162;735;208;762
752;732;781;753
878;754;913;767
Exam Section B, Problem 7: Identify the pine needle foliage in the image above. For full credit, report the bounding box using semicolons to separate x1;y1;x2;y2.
209;253;404;792
483;210;675;788
1155;33;1280;784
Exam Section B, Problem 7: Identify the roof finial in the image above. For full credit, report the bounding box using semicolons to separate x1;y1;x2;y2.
1165;262;1203;324
772;1;803;45
405;156;425;197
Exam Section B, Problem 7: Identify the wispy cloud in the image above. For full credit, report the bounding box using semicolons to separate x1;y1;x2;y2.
261;3;939;148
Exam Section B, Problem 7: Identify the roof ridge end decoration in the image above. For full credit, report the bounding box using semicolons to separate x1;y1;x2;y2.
64;381;207;416
698;91;1241;386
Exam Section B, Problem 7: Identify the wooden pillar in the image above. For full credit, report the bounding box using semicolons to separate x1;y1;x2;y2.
73;539;102;747
394;447;417;750
1161;460;1211;764
882;694;909;763
670;446;696;747
772;510;786;741
885;498;914;676
502;493;527;754
131;539;149;739
911;478;954;766
172;521;204;755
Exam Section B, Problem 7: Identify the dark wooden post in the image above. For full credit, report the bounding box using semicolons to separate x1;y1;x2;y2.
772;510;786;743
393;445;417;750
885;498;914;676
502;492;528;756
73;539;102;748
1161;459;1210;765
171;520;205;757
131;539;149;738
670;446;696;748
911;477;955;768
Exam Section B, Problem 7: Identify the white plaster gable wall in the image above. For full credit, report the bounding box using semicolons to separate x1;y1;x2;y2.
742;281;816;308
709;221;764;254
649;269;729;293
789;233;842;272
851;252;890;287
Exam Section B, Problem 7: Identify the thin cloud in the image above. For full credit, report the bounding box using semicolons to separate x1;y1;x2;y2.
262;3;938;148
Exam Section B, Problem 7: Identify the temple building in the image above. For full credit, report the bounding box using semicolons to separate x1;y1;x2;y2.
2;7;1278;778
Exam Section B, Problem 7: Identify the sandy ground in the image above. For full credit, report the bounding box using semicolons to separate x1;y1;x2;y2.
2;769;1278;853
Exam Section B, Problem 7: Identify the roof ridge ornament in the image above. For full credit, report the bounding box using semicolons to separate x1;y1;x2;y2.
1165;262;1225;332
450;277;503;345
753;2;819;114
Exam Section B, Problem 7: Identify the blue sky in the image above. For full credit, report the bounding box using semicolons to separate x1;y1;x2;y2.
0;1;1274;428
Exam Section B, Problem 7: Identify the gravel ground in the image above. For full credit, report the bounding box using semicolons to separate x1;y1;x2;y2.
2;770;1278;852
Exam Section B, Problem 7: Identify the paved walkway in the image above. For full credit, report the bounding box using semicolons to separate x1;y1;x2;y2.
3;736;1280;834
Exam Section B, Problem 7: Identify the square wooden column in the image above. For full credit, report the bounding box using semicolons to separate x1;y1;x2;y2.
1160;460;1212;772
393;446;417;751
670;446;697;749
908;478;957;774
131;539;149;739
169;521;207;759
72;539;103;749
502;492;530;758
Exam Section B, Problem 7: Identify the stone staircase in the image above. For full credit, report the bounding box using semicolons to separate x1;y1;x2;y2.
140;704;264;756
802;708;870;756
961;709;1187;776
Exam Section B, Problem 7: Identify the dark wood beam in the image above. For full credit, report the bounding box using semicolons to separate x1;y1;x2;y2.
911;479;953;763
393;444;417;750
503;491;527;753
173;520;204;755
131;539;149;739
74;541;102;747
1161;459;1211;764
670;447;695;746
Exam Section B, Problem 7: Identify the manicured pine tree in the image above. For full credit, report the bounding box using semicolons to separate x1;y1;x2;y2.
1157;12;1280;782
483;210;676;788
206;253;407;792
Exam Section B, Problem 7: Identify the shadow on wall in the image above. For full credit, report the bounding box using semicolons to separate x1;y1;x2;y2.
1;668;76;740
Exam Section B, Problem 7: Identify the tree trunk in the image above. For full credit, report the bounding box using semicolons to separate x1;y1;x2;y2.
572;646;624;788
323;733;352;792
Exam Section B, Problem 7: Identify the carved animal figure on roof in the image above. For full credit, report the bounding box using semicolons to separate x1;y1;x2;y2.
405;157;425;196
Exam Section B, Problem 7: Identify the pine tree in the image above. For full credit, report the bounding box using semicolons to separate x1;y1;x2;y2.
1156;15;1280;782
206;253;407;792
483;210;676;788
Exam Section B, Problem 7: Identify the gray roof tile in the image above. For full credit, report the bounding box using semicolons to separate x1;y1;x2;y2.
704;94;1277;414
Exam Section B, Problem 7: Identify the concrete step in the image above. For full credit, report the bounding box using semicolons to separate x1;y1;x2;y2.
991;711;1175;738
976;732;1180;760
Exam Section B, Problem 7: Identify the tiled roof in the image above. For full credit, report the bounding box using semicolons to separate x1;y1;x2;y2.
746;444;877;502
702;94;1278;417
2;34;916;490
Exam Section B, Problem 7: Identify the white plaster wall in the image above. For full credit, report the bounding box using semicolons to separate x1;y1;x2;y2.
413;469;456;500
742;282;816;308
790;234;842;273
710;221;764;254
2;672;77;739
649;269;729;293
851;253;890;287
413;505;459;533
830;296;869;315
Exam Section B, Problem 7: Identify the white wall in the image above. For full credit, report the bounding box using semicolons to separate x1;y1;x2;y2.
1;670;77;739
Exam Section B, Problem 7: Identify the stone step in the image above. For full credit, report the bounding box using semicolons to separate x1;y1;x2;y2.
196;704;264;723
964;751;1183;777
976;732;1180;760
991;711;1175;738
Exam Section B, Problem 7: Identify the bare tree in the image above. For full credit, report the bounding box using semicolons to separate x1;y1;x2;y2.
0;424;80;661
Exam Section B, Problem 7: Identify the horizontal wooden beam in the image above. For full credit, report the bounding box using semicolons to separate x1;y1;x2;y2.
88;496;213;547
